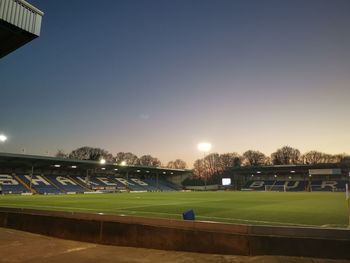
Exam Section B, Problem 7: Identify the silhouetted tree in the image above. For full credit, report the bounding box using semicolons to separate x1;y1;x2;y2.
55;149;68;159
138;155;162;167
219;153;241;169
271;146;301;165
193;159;205;178
302;151;325;164
167;159;187;169
69;146;114;162
331;153;347;163
115;152;139;165
243;150;266;166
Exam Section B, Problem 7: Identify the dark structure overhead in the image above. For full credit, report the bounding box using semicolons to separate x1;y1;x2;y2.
0;0;43;58
0;152;191;175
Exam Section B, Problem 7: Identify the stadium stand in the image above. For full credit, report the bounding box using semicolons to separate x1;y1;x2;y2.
46;175;87;193
0;174;30;194
16;174;62;194
241;180;348;192
144;178;176;191
0;153;189;195
310;180;347;192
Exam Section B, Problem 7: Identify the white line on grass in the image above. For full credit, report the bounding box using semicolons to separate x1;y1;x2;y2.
0;203;321;227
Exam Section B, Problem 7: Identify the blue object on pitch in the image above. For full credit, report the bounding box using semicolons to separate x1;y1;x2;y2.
182;209;195;220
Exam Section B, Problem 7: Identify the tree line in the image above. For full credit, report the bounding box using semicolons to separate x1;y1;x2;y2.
55;146;187;169
192;146;347;179
55;146;347;176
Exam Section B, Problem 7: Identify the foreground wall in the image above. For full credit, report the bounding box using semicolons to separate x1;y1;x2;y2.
0;207;349;259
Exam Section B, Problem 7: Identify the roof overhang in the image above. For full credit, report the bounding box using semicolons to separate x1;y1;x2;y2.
0;0;43;58
0;152;192;175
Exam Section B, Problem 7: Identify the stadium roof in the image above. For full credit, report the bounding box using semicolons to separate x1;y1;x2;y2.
0;0;44;58
0;152;191;175
228;163;349;175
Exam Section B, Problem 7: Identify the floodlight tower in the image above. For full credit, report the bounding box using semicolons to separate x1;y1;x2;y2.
197;142;212;191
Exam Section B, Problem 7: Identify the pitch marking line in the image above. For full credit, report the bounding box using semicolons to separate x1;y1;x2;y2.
0;203;320;227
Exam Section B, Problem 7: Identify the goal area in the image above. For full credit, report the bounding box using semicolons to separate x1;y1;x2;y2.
265;184;287;192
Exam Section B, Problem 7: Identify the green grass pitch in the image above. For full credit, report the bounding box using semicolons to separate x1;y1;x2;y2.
0;191;349;228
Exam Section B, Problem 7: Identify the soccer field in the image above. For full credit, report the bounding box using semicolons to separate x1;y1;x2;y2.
0;191;348;228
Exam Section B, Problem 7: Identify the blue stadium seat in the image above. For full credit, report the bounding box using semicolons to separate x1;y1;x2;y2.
0;174;30;194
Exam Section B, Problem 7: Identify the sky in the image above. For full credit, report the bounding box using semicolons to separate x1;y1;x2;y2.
1;0;350;166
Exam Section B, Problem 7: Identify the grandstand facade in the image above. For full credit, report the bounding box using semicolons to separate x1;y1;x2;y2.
0;153;191;194
222;162;350;192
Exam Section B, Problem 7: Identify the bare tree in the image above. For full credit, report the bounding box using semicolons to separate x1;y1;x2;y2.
302;151;325;164
301;151;347;164
243;150;266;166
69;146;114;162
204;153;221;177
167;159;187;169
193;159;205;178
115;152;139;165
193;152;241;181
138;155;162;167
55;149;68;159
219;153;241;170
271;146;301;165
331;153;347;163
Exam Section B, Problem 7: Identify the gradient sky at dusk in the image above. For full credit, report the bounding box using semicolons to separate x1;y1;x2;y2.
1;0;350;166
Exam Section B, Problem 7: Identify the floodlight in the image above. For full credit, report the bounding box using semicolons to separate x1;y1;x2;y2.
120;161;127;166
0;134;7;142
54;164;61;168
197;142;211;152
100;158;106;164
71;165;77;169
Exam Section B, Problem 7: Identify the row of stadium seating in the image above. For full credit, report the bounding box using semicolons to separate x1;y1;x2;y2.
243;180;349;192
0;174;179;194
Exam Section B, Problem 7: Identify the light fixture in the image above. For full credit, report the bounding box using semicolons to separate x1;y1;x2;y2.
197;142;212;152
0;134;7;142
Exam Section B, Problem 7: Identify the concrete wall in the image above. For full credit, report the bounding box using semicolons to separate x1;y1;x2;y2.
0;207;349;259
